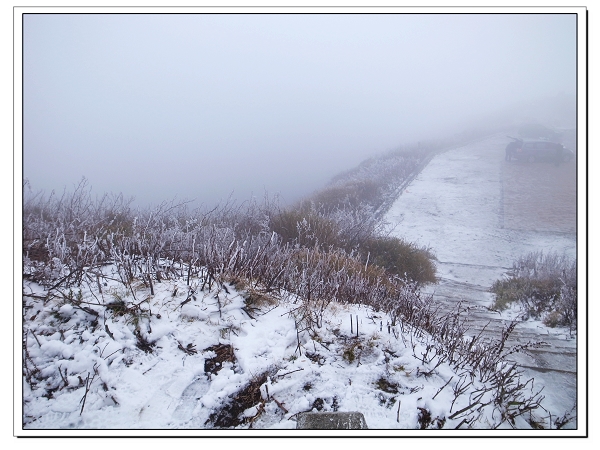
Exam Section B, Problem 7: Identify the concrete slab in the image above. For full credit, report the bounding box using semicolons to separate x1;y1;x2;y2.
296;412;368;430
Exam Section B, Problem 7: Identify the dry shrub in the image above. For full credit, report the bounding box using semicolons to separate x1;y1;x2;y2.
490;251;577;327
242;287;278;309
360;236;437;285
291;247;387;282
491;278;560;317
311;180;381;212
269;207;340;249
542;311;563;328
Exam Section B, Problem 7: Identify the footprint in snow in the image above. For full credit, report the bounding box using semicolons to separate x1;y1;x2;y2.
172;377;210;424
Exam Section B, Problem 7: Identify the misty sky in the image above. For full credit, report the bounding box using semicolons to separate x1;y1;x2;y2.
22;12;577;208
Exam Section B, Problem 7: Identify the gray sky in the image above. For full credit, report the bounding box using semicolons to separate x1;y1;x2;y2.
23;13;577;208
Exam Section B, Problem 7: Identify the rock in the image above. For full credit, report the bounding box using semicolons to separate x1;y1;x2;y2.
296;412;368;429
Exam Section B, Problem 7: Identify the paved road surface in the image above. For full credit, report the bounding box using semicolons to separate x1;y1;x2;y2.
384;133;579;426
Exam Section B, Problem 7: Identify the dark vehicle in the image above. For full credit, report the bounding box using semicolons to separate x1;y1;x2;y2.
505;137;574;163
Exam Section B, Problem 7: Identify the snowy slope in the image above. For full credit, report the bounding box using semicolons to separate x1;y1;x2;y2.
20;258;576;436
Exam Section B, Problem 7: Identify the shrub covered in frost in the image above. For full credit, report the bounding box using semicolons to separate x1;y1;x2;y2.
490;251;577;329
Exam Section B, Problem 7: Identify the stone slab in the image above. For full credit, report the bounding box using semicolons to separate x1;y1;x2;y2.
296;412;368;430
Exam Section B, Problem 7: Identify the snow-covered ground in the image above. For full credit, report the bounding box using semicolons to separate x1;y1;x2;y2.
20;259;578;437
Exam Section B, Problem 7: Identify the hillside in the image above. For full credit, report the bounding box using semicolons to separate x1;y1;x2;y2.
20;130;578;435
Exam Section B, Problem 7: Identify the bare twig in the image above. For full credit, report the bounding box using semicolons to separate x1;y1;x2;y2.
177;341;197;355
433;376;454;400
28;329;41;348
79;364;99;415
275;368;304;379
272;396;289;414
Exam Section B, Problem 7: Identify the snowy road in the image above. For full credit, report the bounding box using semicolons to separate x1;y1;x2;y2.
383;133;579;422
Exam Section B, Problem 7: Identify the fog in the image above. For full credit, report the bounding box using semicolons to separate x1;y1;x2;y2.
22;12;577;208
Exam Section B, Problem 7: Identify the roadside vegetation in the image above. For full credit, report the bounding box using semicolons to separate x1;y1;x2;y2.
490;251;577;332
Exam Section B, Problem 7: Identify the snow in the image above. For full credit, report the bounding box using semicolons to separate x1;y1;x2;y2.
17;134;586;438
19;272;451;433
18;266;581;436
